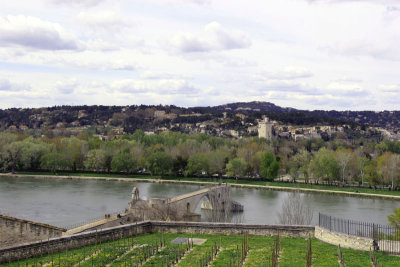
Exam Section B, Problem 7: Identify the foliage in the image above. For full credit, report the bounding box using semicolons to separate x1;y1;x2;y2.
2;130;400;189
260;151;279;180
226;158;247;178
146;151;173;176
111;152;137;173
185;153;210;176
310;148;339;184
388;208;400;228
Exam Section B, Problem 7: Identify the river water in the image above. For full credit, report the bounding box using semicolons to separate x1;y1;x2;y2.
0;176;398;228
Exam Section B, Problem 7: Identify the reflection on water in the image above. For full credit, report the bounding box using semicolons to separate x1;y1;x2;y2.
0;176;398;227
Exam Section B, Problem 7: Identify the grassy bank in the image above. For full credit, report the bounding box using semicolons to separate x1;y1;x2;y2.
5;171;400;199
2;233;399;267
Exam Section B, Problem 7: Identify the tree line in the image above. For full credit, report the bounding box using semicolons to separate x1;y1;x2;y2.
1;130;400;188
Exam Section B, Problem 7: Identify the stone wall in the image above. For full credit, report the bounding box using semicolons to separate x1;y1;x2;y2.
0;221;314;263
315;226;373;251
2;220;381;264
0;215;65;249
152;221;315;238
0;221;151;263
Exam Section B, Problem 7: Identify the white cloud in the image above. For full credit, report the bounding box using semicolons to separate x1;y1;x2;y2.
0;78;30;92
0;15;83;51
379;84;400;93
56;79;79;94
253;67;313;80
325;82;367;97
50;0;105;7
170;22;251;53
77;11;129;34
112;78;199;95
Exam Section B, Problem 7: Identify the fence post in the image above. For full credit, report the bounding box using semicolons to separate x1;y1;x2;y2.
318;213;320;226
330;216;332;231
373;223;376;240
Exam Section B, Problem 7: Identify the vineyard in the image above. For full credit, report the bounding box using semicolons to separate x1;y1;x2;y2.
2;233;400;267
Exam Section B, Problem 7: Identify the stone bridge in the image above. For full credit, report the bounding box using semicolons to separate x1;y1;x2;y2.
167;185;231;215
129;184;243;221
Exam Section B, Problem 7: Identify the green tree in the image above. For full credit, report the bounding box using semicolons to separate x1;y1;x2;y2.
111;152;137;173
259;151;280;180
208;149;229;177
146;151;173;176
364;160;380;186
310;148;339;184
2;141;24;173
336;149;354;185
289;150;311;183
185;153;210;176
377;152;400;189
85;149;106;172
226;157;247;179
388;208;400;228
20;138;51;170
40;152;65;173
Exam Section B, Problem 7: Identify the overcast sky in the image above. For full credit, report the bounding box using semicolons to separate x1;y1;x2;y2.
0;0;399;110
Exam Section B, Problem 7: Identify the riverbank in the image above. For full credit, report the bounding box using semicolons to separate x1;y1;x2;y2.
2;172;400;200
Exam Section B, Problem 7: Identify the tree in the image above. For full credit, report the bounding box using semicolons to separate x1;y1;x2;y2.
259;151;280;180
85;149;106;172
20;139;50;170
172;155;187;176
40;152;65;173
336;149;354;185
277;191;313;225
208;149;229;177
388;208;400;228
2;141;24;174
377;152;400;189
226;158;247;179
310;148;339;184
111;152;137;173
357;156;369;186
185;153;210;176
364;160;380;186
146;151;173;176
289;150;311;182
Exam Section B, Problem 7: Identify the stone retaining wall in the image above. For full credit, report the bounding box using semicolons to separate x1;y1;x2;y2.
2;221;380;264
315;226;373;251
0;221;314;263
0;221;151;263
152;221;315;238
0;215;65;249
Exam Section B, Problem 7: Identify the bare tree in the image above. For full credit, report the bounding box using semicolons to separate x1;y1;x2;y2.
336;149;353;185
277;191;313;225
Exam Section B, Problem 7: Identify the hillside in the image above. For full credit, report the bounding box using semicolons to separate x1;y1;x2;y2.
0;102;399;136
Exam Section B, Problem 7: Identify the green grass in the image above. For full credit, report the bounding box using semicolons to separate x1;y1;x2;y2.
11;170;400;197
3;233;400;267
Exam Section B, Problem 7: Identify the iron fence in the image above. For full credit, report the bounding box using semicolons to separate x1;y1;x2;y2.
319;213;400;254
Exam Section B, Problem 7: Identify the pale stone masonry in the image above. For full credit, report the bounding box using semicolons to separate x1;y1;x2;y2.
315;226;373;251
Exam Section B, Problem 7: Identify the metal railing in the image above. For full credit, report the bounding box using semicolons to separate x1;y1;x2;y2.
319;213;400;254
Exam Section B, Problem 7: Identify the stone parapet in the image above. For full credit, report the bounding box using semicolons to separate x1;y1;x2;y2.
151;221;315;238
315;226;373;251
0;215;66;249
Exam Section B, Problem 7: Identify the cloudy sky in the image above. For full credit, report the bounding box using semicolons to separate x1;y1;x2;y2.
0;0;399;110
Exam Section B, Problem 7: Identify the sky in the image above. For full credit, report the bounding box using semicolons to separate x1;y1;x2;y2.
0;0;399;111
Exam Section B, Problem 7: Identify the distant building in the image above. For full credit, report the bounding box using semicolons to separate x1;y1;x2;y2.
154;110;166;118
258;117;275;140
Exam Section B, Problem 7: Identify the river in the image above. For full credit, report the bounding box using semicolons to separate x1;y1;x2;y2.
0;176;398;228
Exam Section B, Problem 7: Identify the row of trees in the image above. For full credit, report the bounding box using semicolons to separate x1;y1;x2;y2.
1;130;400;187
